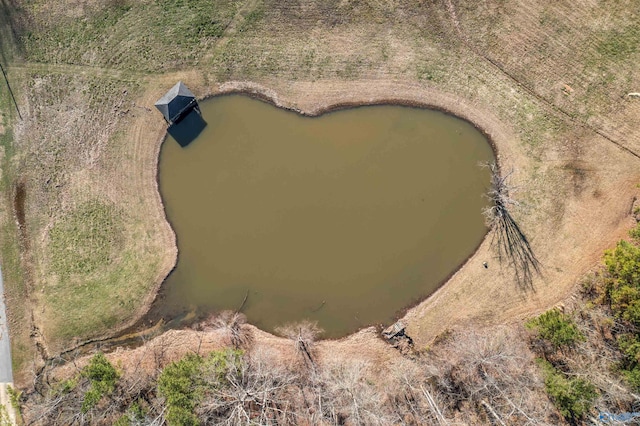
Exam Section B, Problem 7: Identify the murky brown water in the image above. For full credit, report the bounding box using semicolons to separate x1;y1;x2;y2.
150;95;494;337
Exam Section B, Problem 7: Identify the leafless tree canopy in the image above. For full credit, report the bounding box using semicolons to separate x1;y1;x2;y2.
433;328;556;425
276;320;322;366
202;310;253;349
197;349;299;425
484;162;541;288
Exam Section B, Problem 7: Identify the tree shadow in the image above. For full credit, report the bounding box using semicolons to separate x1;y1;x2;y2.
167;109;207;148
484;162;541;290
490;207;541;290
0;0;26;63
1;61;22;118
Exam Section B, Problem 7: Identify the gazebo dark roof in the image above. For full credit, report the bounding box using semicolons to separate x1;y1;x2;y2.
155;81;197;124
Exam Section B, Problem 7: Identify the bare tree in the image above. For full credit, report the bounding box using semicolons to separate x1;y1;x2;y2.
204;310;253;349
433;327;555;425
384;357;448;425
276;320;322;366
197;349;298;425
483;162;541;289
318;359;392;425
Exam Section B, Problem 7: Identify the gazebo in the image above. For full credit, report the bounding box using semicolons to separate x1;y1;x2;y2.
154;81;201;125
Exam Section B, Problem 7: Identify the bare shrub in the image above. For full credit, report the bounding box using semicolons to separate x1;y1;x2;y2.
383;357;448;425
433;327;556;425
197;348;298;425
204;310;253;349
318;358;392;425
276;320;322;365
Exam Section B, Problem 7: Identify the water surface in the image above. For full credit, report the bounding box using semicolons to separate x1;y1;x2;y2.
151;95;494;337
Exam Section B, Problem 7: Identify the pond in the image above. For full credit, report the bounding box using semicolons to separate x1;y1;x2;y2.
148;94;494;337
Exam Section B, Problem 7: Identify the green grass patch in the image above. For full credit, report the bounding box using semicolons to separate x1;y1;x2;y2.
416;62;445;83
42;199;168;343
154;0;230;44
596;24;640;61
211;38;289;80
21;0;239;71
0;1;25;61
0;78;16;172
22;4;131;62
44;249;157;341
237;5;264;33
49;200;123;277
0;405;10;426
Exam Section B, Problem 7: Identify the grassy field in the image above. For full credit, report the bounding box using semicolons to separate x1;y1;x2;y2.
0;0;639;386
0;75;32;380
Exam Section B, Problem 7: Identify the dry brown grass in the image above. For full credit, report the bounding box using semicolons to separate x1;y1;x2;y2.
0;0;639;391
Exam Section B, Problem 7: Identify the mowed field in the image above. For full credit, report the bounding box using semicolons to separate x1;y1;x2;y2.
0;0;639;385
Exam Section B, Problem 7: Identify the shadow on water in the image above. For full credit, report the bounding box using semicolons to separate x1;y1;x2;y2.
167;109;207;147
